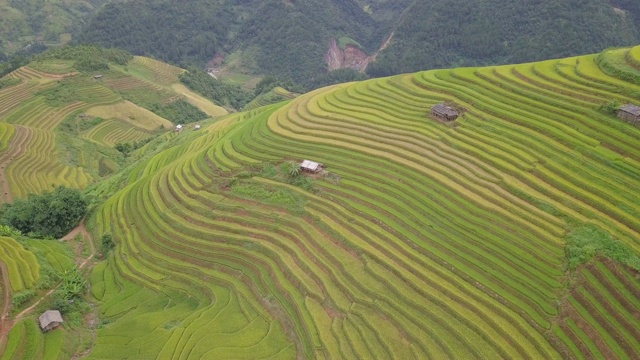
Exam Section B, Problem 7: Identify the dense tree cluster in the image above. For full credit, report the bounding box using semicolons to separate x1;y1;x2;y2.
115;138;155;156
0;187;88;239
148;99;208;125
179;69;252;110
38;45;132;71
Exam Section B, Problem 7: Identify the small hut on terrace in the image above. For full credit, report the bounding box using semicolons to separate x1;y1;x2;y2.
93;74;103;80
431;104;459;122
300;160;323;173
617;104;640;125
175;124;183;132
39;310;63;332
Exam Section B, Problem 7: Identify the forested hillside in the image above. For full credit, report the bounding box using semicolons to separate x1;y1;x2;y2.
0;0;107;55
77;0;377;85
368;0;640;76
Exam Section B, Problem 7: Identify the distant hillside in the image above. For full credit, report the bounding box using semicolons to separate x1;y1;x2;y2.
77;0;377;85
0;0;107;54
76;0;640;86
368;0;640;76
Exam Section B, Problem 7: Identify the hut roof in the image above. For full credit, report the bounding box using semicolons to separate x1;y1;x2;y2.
39;310;63;329
619;104;640;116
301;160;322;171
431;104;458;117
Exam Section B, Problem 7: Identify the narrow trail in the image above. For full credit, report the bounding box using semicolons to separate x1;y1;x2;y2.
0;221;95;356
0;126;32;204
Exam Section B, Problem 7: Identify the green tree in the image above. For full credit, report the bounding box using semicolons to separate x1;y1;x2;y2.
0;186;88;238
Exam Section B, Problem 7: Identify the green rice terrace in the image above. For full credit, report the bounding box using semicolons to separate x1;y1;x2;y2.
1;45;640;359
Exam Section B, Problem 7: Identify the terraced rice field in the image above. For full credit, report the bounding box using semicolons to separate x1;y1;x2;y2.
3;126;94;197
2;319;64;360
88;46;640;359
84;100;173;132
103;75;178;104
244;87;299;111
0;236;39;292
0;69;124;197
83;119;154;147
130;56;184;86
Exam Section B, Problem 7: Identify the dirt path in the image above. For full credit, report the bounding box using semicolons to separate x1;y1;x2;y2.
0;126;32;204
0;221;95;356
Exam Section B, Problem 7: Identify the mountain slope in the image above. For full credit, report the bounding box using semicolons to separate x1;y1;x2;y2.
77;0;377;84
84;46;640;358
368;0;640;76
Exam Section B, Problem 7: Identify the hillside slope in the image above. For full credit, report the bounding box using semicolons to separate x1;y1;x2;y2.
368;0;640;76
77;0;640;86
0;48;226;204
86;47;640;359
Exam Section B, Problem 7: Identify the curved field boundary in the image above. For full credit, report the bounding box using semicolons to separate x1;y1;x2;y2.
84;101;173;131
0;126;31;204
5;127;93;198
83;119;153;147
0;237;39;292
131;56;184;86
554;260;640;359
89;46;640;359
0;81;41;119
0;124;15;154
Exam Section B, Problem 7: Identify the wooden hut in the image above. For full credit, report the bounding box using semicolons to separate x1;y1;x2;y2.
93;74;103;80
300;160;323;173
431;104;459;122
617;104;640;125
39;310;63;332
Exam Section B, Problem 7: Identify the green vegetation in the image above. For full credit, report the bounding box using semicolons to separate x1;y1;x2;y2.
0;187;87;238
147;99;208;125
114;138;155;157
81;46;640;359
36;46;132;72
179;69;251;110
369;0;640;76
566;224;640;270
77;0;376;85
3;44;640;359
0;236;39;292
0;0;107;54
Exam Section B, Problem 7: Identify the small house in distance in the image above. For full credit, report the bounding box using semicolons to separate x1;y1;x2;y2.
617;104;640;125
39;310;63;332
300;160;323;173
175;124;183;132
431;103;459;122
194;124;201;130
93;74;103;80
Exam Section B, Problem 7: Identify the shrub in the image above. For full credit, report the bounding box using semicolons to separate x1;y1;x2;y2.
12;290;35;308
101;233;115;252
565;224;640;270
597;100;620;115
